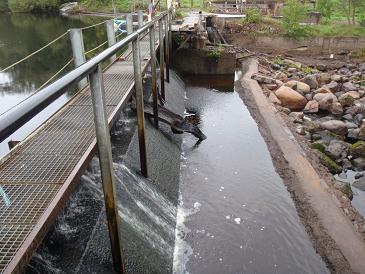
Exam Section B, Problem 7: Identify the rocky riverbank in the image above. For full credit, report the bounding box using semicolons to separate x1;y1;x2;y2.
251;57;365;200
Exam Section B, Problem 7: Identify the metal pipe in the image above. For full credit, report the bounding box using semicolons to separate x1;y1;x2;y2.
0;11;169;143
165;15;170;83
105;20;117;62
158;19;165;100
132;36;148;177
138;10;144;28
149;25;159;128
89;64;125;273
69;28;87;89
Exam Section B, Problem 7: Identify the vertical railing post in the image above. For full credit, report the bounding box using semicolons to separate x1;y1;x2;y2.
149;24;159;128
169;10;172;68
165;16;170;83
126;13;133;52
89;64;125;274
158;18;165;100
132;37;148;177
105;20;117;63
69;28;87;89
138;10;144;28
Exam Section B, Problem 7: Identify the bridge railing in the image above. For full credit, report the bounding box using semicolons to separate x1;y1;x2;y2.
0;8;173;273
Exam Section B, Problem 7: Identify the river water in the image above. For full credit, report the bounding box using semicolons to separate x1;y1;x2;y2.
0;13;110;157
173;74;329;273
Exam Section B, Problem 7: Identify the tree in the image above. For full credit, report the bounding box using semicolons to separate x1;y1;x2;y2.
281;0;310;39
315;0;335;18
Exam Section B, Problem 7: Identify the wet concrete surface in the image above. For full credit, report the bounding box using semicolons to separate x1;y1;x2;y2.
173;74;329;273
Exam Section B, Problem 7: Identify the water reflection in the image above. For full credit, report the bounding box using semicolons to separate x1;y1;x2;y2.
0;13;110;157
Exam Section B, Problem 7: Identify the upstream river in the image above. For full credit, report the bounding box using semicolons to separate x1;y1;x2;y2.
0;13;110;157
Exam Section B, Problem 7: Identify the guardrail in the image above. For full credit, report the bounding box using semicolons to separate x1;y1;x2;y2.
0;8;173;273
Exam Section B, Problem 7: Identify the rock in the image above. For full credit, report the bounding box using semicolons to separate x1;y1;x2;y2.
325;140;349;160
350;141;365;158
284;59;302;68
313;93;338;111
354;114;364;125
338;93;355;107
346;90;360;99
287;67;297;73
318;73;331;85
320;120;348;136
316;64;327;72
264;84;278;91
342;81;358;92
296;125;306;135
252;74;276;84
275;86;307;110
313;86;331;94
271;63;281;70
353;178;365;191
348;128;360;139
343;114;353;121
339;67;350;75
358;63;365;72
302;74;319;90
290;112;304;123
284;80;310;94
358;121;365;140
330;102;343;115
355;173;364;179
305;94;313;101
324;81;339;92
303;100;319;113
319;151;342;174
331;74;342;82
342;159;353;170
345;121;358;129
346;105;362;116
275;71;288;82
269;92;281;105
353;157;365;171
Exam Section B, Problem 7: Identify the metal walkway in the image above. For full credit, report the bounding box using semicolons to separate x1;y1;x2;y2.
0;13;167;273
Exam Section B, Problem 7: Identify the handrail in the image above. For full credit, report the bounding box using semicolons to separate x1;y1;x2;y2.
0;10;170;143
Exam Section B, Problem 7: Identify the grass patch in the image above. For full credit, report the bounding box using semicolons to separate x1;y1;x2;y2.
311;23;365;38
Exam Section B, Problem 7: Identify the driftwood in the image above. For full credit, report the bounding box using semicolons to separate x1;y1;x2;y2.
136;102;207;141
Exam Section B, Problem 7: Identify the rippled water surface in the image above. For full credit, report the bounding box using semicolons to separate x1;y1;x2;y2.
174;76;329;273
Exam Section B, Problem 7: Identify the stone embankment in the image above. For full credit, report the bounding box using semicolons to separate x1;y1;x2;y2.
252;58;365;196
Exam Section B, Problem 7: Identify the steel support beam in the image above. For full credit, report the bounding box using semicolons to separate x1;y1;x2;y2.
105;20;117;63
132;37;148;177
149;25;159;128
69;28;87;89
89;64;125;273
158;19;165;100
164;16;170;83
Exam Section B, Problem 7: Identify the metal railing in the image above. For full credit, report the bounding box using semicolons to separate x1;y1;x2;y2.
0;8;173;274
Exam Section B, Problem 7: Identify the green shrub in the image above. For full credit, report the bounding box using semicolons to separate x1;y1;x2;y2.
245;8;261;23
281;0;311;39
342;183;353;200
8;0;60;12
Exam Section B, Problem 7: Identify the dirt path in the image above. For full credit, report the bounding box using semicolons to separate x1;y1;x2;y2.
236;58;365;274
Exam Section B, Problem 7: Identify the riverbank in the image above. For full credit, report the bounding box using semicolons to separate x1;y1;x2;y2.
239;57;365;273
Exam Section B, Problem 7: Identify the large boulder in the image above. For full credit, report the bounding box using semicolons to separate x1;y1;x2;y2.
313;93;338;111
353;177;365;191
275;86;307;110
284;80;311;94
302;74;319;90
303;100;319;113
269;92;281;105
320;120;348;136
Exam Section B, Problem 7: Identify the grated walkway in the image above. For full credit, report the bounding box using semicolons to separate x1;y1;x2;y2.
0;30;158;274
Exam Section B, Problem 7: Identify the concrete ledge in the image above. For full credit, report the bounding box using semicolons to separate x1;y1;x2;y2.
239;58;365;274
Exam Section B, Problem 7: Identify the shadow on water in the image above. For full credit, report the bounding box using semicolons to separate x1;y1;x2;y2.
173;72;329;274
